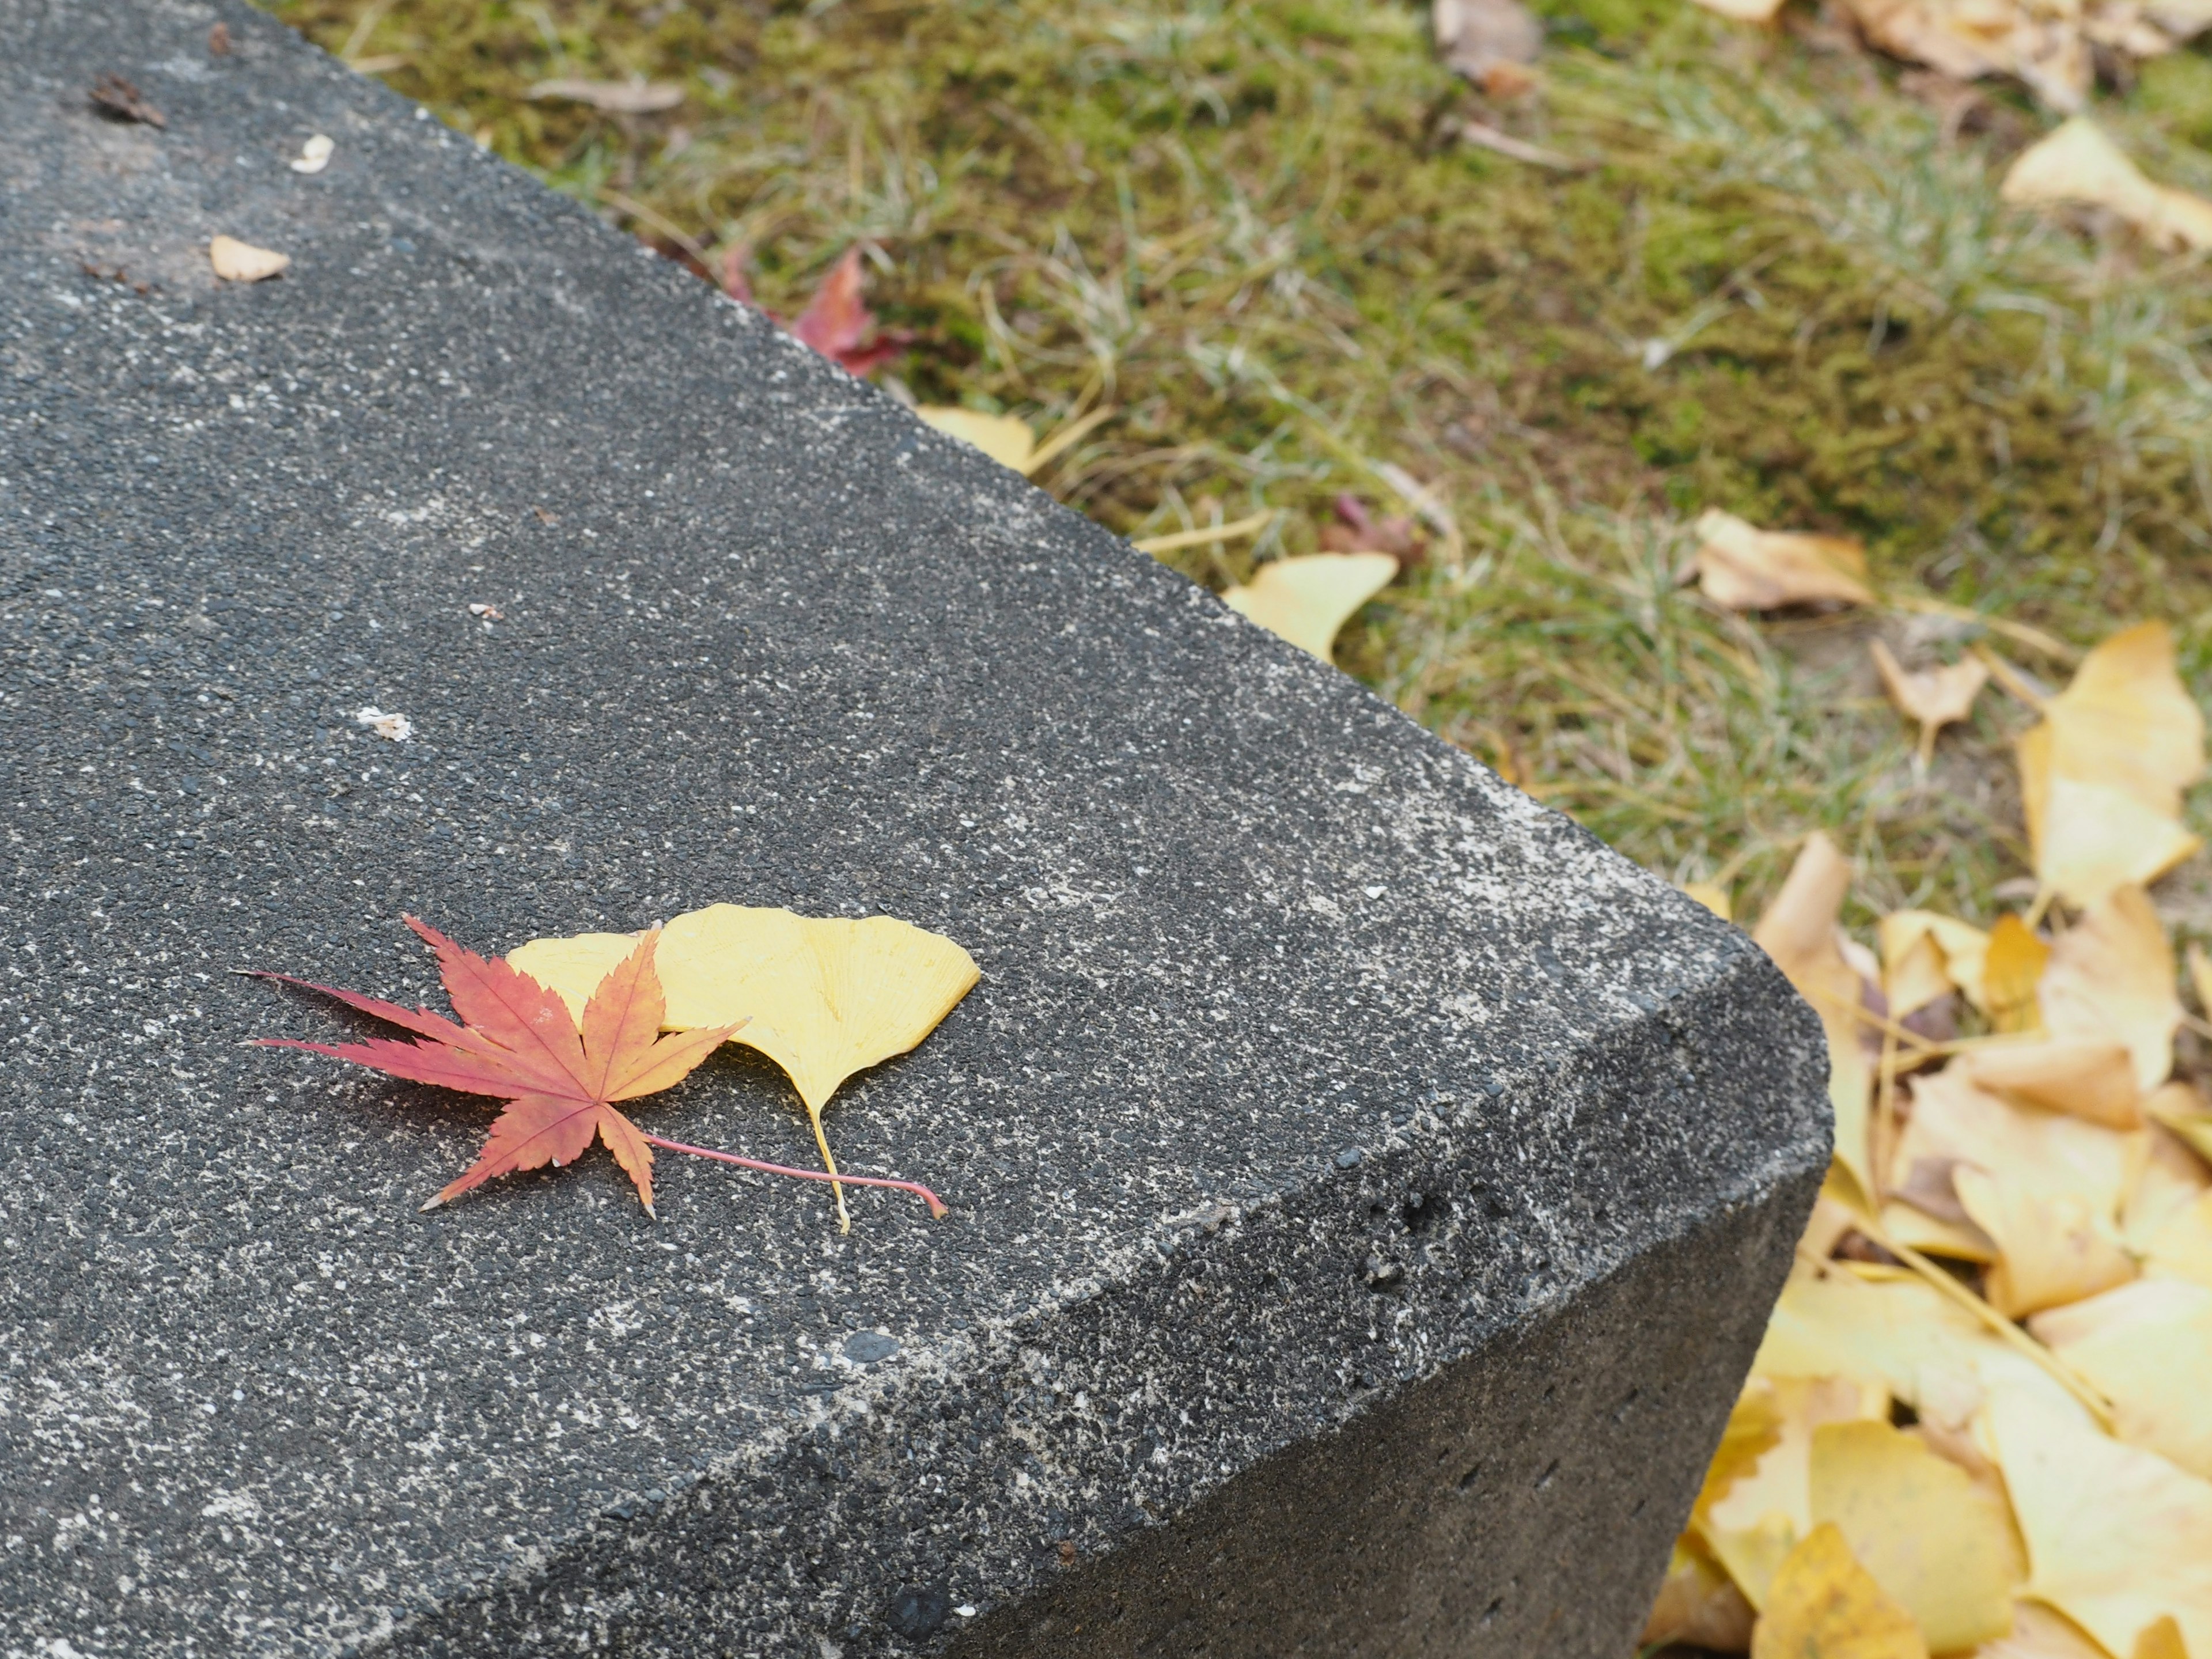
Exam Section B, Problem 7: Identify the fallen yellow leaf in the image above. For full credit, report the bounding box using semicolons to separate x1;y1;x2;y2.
2134;1616;2190;1659
1983;915;2051;1034
2123;1111;2212;1251
1756;834;1876;1205
1970;1601;2117;1659
2188;942;2212;1021
1955;1164;2137;1318
1872;641;1988;766
209;236;290;282
1699;1377;1890;1608
1694;509;1875;612
2030;1277;2212;1480
1880;911;1991;1014
1892;1068;2134;1316
1752;1522;1929;1659
1221;552;1397;663
510;904;980;1232
2038;884;2180;1096
1645;1534;1758;1652
2016;622;2204;910
2147;1078;2212;1169
525;77;685;112
916;406;1036;473
2145;1189;2212;1291
1836;0;2090;113
1964;1039;2142;1131
2002;118;2212;252
1985;1385;2212;1659
1809;1419;2022;1652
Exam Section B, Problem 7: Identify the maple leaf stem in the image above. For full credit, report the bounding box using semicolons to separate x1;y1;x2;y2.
638;1132;947;1220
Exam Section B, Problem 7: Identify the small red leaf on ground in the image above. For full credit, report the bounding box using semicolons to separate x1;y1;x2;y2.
785;248;911;377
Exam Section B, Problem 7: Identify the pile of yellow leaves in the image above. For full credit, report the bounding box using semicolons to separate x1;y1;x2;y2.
1650;623;2212;1659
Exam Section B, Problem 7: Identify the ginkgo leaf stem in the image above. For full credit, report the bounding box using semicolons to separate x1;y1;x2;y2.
807;1110;853;1235
640;1132;945;1220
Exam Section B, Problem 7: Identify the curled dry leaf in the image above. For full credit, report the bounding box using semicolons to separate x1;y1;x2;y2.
1985;1387;2212;1659
2030;1278;2212;1481
1754;834;1876;1204
526;78;685;113
1750;1522;1928;1659
354;704;412;741
785;247;907;378
1690;0;1788;21
1221;552;1397;665
510;904;979;1232
2016;623;2203;908
1692;509;1874;612
1870;641;1987;766
1432;0;1544;84
916;407;1036;474
209;236;291;283
2002;119;2212;251
290;134;334;175
89;72;165;128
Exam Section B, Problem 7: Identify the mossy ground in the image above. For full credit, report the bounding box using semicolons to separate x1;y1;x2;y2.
264;0;2212;928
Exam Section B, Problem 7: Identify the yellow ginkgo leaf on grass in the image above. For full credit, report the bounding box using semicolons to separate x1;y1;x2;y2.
2001;118;2212;253
2016;622;2204;909
2030;1277;2212;1481
1808;1419;2021;1653
916;406;1037;473
1751;1522;1929;1659
1985;1384;2212;1659
510;904;980;1232
1755;833;1876;1206
1221;552;1397;664
2038;884;2181;1096
1871;641;1988;767
1683;880;1734;922
1693;509;1875;612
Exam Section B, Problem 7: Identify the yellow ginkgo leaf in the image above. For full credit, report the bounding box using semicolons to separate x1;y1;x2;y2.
2188;942;2212;1021
1751;1522;1929;1659
1984;915;2050;1034
1221;552;1397;663
510;904;980;1232
2135;1615;2190;1659
2016;623;2205;909
1963;1038;2142;1131
2029;1277;2212;1481
916;406;1036;473
2146;1190;2212;1293
1753;1268;2096;1439
1697;1377;1889;1608
1985;1385;2212;1659
209;235;290;282
1880;911;1991;1013
1694;509;1875;612
1871;641;1988;767
2039;884;2180;1096
2147;1078;2212;1169
1808;1419;2021;1653
2001;118;2212;253
1755;834;1876;1205
1972;1601;2117;1659
2123;1109;2212;1251
1955;1164;2137;1319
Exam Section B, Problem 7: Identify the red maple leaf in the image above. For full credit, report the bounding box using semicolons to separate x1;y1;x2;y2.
783;247;911;378
251;917;949;1219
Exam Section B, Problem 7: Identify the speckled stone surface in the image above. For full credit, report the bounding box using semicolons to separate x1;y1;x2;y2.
0;3;1831;1654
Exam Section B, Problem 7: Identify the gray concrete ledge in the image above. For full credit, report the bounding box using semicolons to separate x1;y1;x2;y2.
0;2;1829;1654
